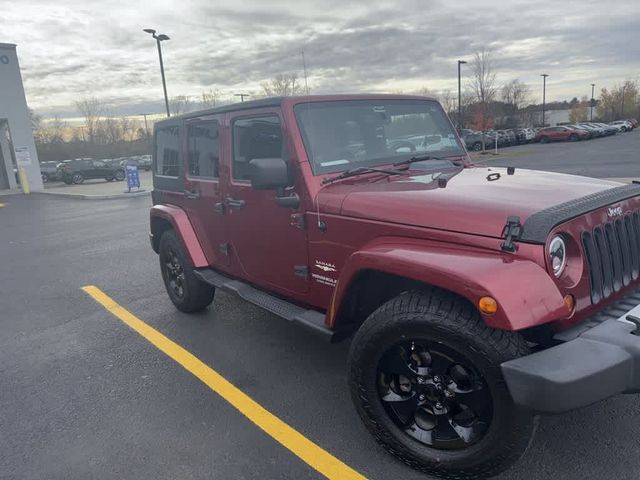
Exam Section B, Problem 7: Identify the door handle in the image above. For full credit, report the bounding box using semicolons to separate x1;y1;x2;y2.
184;189;200;199
225;197;246;209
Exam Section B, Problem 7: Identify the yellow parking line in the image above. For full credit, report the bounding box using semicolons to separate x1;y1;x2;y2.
0;203;5;208
82;285;367;480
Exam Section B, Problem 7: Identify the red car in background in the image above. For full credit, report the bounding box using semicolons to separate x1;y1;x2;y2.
535;126;589;143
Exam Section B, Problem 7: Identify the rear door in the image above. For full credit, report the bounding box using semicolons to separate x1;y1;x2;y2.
181;117;229;267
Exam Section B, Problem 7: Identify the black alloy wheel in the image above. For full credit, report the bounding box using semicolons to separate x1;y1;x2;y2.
163;247;185;300
378;340;492;449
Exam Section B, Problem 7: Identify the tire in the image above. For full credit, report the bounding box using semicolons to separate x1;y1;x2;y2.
471;142;482;152
539;136;549;144
71;173;84;184
569;134;578;142
41;173;49;184
114;169;125;181
105;177;114;182
159;230;215;313
348;290;536;479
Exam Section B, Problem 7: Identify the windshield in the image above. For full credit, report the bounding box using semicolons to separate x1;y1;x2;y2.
294;100;465;175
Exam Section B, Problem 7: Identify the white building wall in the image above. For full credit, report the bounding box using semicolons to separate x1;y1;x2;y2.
0;43;43;191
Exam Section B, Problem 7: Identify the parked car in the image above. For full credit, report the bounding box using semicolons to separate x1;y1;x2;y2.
461;130;486;151
567;124;594;139
57;158;125;184
591;122;617;136
535;126;587;143
625;118;638;129
120;155;152;171
578;123;606;137
609;120;633;132
39;161;61;183
149;93;640;479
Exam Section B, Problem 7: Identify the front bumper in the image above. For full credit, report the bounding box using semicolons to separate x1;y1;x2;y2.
501;296;640;413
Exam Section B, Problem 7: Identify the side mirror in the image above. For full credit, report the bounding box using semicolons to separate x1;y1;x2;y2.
248;158;289;190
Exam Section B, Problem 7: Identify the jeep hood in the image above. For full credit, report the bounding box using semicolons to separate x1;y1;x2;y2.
323;167;624;239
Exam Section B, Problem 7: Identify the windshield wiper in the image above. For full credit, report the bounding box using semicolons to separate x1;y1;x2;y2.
393;154;465;167
321;166;407;185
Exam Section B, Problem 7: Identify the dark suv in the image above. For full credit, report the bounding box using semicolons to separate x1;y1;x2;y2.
57;158;125;184
149;94;640;478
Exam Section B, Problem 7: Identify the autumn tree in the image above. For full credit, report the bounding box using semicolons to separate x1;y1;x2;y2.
597;81;638;121
261;73;302;97
569;96;589;123
468;48;497;151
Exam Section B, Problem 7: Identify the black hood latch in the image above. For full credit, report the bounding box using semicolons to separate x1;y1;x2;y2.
501;216;522;253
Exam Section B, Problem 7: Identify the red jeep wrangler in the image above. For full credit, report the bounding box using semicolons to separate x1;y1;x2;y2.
150;95;640;478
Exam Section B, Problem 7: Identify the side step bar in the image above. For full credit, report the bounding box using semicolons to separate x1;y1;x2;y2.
194;268;334;341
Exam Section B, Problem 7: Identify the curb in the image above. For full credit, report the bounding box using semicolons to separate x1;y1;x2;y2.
36;190;151;200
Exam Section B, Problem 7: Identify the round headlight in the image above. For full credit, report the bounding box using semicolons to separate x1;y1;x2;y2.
549;236;566;277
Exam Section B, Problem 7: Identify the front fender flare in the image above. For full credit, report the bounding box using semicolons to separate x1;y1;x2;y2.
150;204;208;268
328;238;567;331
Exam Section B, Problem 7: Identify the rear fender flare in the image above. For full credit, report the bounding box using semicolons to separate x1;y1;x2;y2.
328;238;567;331
150;204;208;268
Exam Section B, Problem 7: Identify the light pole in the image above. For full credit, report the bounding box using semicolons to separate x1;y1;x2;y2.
541;74;549;127
234;93;250;102
621;85;627;119
590;83;595;121
457;60;467;132
143;29;171;117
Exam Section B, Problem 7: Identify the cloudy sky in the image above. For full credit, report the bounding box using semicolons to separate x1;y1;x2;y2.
2;0;639;118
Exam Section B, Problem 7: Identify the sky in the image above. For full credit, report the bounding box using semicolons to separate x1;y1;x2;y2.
1;0;639;119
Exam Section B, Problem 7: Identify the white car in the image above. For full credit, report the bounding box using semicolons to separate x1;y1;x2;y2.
609;120;633;132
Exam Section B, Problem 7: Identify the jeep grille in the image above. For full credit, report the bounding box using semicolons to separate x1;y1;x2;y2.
581;212;640;304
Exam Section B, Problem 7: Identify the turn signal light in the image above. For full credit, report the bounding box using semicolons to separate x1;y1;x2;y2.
478;297;498;314
563;294;575;314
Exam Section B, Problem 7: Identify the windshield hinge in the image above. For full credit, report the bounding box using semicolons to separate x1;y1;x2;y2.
501;216;522;253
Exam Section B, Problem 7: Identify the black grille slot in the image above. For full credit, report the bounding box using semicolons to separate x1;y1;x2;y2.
583;213;640;304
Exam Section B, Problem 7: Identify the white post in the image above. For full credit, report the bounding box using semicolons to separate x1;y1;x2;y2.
494;134;498;155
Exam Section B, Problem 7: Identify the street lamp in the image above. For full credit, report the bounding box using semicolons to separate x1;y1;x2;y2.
457;60;467;132
139;113;151;137
234;93;250;102
590;83;595;121
541;74;549;127
143;28;171;117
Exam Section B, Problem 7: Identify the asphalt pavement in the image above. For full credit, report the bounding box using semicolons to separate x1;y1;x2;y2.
1;131;640;480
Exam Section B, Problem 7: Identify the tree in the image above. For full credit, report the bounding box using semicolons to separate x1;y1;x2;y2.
75;97;104;144
501;79;530;111
438;89;456;118
201;89;221;108
48;116;67;144
261;73;302;96
597;81;639;121
170;95;193;115
468;48;497;151
569;96;589;123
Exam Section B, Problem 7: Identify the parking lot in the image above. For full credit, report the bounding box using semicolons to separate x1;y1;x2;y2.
2;130;640;480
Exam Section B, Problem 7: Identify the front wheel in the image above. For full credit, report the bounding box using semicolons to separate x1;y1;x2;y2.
71;173;84;184
114;169;125;181
539;136;549;144
348;290;536;479
159;230;215;313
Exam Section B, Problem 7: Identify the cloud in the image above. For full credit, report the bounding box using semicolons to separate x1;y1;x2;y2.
1;0;638;117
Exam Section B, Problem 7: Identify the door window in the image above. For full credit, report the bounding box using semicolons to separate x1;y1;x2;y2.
187;121;219;178
232;116;282;181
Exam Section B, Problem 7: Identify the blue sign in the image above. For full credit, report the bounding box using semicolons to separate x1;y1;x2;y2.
125;164;140;191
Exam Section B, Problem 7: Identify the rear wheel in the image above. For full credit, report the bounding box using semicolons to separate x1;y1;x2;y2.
569;134;578;141
471;142;482;152
71;173;84;184
539;136;549;144
114;169;125;181
159;230;215;313
348;290;536;479
41;173;49;183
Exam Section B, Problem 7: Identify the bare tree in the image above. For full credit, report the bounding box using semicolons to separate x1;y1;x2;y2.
170;95;193;115
438;89;456;117
201;89;221;108
501;79;530;110
48;116;67;144
261;73;302;97
597;80;639;121
468;48;497;151
75;97;105;144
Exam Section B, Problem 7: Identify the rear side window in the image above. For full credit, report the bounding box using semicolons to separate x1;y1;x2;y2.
232;116;282;180
188;121;219;178
155;126;180;177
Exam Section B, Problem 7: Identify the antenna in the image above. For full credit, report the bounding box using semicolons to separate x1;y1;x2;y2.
301;50;309;95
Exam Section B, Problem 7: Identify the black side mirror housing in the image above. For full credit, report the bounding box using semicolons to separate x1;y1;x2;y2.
248;158;289;190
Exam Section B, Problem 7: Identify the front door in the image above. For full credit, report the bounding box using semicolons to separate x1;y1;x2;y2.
181;117;229;268
223;111;309;295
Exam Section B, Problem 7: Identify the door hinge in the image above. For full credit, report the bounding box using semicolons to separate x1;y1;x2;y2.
219;243;230;255
501;216;522;253
291;213;305;230
294;265;309;279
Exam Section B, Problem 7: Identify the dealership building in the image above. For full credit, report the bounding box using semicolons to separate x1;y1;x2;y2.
0;43;42;191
